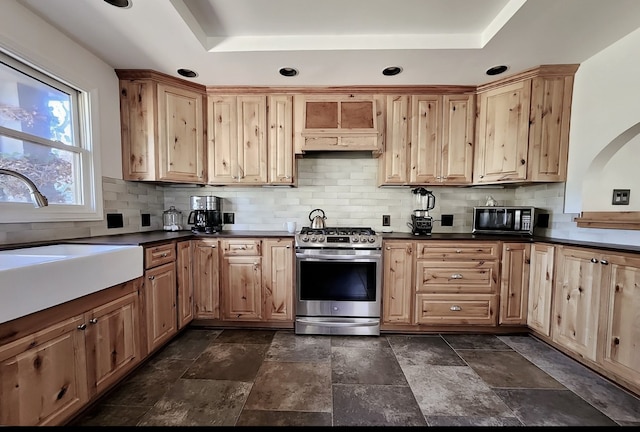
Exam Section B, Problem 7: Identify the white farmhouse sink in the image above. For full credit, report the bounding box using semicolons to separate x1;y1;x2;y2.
0;243;143;324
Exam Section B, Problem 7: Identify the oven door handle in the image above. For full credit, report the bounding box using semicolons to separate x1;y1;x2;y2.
296;252;381;260
296;318;379;327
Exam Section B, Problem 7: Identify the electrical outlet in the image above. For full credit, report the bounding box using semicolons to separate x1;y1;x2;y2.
382;215;391;226
612;189;630;205
223;212;235;224
106;213;124;229
141;213;151;227
441;214;454;226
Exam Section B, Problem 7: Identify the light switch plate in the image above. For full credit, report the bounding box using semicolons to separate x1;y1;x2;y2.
612;189;630;205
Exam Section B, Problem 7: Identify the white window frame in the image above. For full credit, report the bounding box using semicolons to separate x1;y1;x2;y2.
0;50;102;223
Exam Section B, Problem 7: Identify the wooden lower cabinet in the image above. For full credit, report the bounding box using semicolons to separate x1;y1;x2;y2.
262;238;294;322
221;255;263;320
499;242;531;325
526;243;555;336
142;242;178;355
0;279;142;426
176;240;194;329
552;246;601;362
193;239;220;319
382;241;414;324
598;252;640;391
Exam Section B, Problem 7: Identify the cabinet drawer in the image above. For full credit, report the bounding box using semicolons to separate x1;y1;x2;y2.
416;242;499;260
415;294;498;325
145;242;176;269
221;239;261;256
416;260;498;294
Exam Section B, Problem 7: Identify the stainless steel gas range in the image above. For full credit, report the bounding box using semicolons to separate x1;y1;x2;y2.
294;227;382;336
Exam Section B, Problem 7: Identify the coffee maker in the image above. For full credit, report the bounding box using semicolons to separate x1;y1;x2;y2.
409;188;435;235
188;195;223;234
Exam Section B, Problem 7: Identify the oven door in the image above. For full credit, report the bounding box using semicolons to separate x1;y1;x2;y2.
295;248;381;335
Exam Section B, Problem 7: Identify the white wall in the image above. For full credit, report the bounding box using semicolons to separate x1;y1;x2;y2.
566;26;640;214
0;0;123;179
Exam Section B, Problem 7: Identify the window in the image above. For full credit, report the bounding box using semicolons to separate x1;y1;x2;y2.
0;50;101;222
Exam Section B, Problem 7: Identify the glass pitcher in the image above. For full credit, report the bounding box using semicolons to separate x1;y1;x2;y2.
163;206;182;231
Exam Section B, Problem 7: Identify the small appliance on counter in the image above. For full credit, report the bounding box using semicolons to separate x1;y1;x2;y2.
408;187;435;235
188;195;223;234
472;206;546;236
162;205;183;231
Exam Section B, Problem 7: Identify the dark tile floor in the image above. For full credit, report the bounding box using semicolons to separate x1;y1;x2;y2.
69;328;640;427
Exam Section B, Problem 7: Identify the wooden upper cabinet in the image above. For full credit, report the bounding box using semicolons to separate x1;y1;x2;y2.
379;93;474;186
474;64;578;184
117;70;206;184
268;95;295;185
207;95;268;184
474;80;531;183
294;94;384;154
527;73;575;181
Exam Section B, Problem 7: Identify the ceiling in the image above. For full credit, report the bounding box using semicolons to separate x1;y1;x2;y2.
17;0;640;87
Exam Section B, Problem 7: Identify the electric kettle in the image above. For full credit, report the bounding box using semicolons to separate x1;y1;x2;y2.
309;208;327;229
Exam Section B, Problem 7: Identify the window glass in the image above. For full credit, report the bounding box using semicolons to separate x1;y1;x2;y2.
0;50;99;221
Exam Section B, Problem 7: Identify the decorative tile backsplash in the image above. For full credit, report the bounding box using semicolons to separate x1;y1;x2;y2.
0;156;596;246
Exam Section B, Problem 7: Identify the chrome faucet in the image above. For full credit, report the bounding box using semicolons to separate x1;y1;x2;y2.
0;168;49;207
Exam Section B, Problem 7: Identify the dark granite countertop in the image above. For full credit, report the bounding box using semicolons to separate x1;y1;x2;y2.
2;229;639;254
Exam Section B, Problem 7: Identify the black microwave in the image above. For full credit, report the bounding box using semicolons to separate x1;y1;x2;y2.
472;206;542;235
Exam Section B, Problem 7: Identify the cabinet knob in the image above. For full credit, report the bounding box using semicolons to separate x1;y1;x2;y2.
455;250;462;253
614;337;620;345
600;260;609;265
286;245;291;249
590;258;598;263
386;246;391;250
506;247;511;251
89;318;98;324
451;273;463;279
77;324;87;330
450;305;462;311
148;275;155;280
211;245;216;248
161;253;167;257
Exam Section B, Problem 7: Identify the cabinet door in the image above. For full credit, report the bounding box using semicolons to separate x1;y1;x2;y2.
119;79;156;181
144;262;177;353
268;95;295;185
598;253;640;388
237;95;268;183
527;243;555;336
221;256;263;320
193;240;220;319
553;247;601;361
441;94;474;184
208;95;239;183
157;84;205;183
0;315;89;426
410;95;441;183
85;287;140;396
527;74;574;182
499;242;531;325
262;238;294;321
382;241;413;324
475;80;531;183
379;95;409;185
176;240;194;329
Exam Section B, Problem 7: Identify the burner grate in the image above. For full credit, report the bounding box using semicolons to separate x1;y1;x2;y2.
300;227;375;236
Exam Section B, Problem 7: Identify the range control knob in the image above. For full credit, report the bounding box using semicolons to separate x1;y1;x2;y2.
352;237;359;242
310;236;317;242
368;237;376;243
301;236;309;242
359;236;368;243
318;236;325;242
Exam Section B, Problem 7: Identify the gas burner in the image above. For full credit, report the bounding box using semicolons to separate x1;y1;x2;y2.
296;226;381;249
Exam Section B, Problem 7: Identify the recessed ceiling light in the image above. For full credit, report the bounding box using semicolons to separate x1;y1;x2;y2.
486;65;509;76
279;67;298;77
177;68;198;78
382;66;403;76
104;0;132;8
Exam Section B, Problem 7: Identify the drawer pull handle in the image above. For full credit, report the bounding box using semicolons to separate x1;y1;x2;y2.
451;273;463;279
77;324;87;330
148;275;155;280
89;318;98;324
455;250;462;253
450;305;462;311
161;253;167;257
600;260;609;265
590;258;598;263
